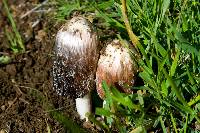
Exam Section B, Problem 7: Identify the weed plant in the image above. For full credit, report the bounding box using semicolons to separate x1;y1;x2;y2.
53;0;200;132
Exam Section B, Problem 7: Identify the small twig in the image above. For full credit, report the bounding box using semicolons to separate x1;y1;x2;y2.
0;52;10;55
21;82;43;85
11;79;23;96
17;85;38;91
20;0;49;19
33;8;52;13
32;19;40;28
5;97;18;111
43;105;74;113
19;98;30;104
4;79;29;111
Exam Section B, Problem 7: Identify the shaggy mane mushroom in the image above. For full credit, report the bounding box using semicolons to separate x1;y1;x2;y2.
53;17;99;120
96;40;137;99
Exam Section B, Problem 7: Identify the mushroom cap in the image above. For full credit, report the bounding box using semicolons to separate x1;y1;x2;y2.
53;17;99;99
96;40;137;99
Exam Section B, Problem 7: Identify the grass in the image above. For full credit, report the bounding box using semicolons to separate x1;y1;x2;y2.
1;0;25;64
53;0;200;132
1;0;198;131
3;0;25;53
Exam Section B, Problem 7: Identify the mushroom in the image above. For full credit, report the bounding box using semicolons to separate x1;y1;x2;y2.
53;17;99;120
96;40;137;99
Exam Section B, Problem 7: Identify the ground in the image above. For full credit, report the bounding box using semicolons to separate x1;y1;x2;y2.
0;1;94;132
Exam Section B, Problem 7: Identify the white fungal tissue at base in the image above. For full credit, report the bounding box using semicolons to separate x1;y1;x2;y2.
75;94;91;121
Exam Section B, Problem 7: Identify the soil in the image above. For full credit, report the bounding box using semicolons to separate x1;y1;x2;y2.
0;0;95;132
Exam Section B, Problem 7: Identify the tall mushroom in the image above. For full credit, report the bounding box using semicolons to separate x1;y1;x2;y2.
53;17;99;120
96;40;137;99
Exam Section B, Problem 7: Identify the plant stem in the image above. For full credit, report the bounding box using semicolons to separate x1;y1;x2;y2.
188;94;200;106
170;112;178;133
121;0;139;47
121;0;151;68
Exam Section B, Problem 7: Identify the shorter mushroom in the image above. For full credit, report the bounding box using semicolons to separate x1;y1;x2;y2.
96;40;137;99
53;17;99;120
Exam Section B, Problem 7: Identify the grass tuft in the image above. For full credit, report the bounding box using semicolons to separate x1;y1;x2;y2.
3;0;25;54
54;0;200;132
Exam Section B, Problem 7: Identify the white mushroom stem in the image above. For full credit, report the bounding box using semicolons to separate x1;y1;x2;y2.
75;94;91;121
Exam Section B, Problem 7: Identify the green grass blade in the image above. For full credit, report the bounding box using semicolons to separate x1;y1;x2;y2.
183;113;188;133
186;66;195;86
170;50;180;77
3;0;25;53
162;68;186;105
111;92;141;111
170;112;178;133
102;81;112;107
159;116;167;133
188;94;200;106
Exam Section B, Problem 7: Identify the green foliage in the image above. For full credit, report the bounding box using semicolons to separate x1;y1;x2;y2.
3;0;25;53
54;0;200;132
90;82;157;132
54;0;81;20
1;0;25;64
